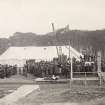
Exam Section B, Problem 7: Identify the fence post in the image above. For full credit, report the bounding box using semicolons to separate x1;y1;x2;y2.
84;72;87;86
99;72;102;86
97;51;102;86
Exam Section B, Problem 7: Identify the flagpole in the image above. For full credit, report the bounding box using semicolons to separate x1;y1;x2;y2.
69;40;73;89
69;41;73;80
51;23;59;57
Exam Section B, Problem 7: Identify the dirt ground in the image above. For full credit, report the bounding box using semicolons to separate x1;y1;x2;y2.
15;82;105;105
0;84;22;97
0;75;34;99
1;75;105;105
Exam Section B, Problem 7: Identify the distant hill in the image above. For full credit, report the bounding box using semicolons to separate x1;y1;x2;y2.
0;29;105;56
0;38;9;54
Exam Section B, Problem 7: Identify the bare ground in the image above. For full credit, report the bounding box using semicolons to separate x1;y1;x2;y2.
1;75;105;105
16;83;105;105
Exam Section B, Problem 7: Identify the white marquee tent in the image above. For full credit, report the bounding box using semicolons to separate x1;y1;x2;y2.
0;46;83;67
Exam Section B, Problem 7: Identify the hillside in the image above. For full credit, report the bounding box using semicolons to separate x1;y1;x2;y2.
0;29;105;56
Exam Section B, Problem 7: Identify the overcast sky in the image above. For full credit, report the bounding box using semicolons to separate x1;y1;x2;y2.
0;0;105;38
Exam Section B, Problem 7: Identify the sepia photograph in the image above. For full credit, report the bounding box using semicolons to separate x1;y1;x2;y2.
0;0;105;105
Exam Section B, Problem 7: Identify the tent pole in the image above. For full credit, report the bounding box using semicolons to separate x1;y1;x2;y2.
69;41;73;89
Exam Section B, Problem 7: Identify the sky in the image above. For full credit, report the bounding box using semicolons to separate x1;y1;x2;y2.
0;0;105;38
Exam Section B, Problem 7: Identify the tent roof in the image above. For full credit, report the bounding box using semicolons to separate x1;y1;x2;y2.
0;46;83;61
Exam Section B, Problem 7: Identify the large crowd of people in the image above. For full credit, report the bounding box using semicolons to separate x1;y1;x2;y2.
0;54;105;79
22;55;102;79
0;64;17;78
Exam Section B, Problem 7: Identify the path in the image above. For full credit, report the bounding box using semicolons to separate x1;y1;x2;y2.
0;85;39;105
